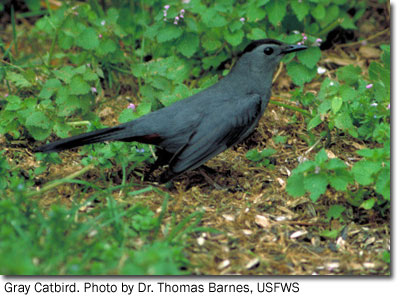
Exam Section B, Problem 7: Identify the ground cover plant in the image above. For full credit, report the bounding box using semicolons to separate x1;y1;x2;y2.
0;0;390;274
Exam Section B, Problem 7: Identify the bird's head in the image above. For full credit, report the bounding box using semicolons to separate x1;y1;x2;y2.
225;38;307;93
235;38;307;75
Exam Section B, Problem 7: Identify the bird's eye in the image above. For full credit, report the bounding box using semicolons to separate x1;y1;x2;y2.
264;47;274;55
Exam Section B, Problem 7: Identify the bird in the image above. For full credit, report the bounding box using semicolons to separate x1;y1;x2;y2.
35;38;307;183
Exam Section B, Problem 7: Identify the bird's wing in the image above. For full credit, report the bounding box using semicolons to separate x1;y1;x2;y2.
169;94;264;175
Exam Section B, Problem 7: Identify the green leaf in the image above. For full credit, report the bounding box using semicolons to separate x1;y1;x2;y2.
311;3;326;20
5;95;22;111
307;114;322;130
328;172;351;191
201;36;222;52
247;28;267;40
337;65;361;85
360;198;376;210
315;149;328;164
157;25;182;43
327;205;346;221
76;27;99;50
246;149;262;162
286;61;316;86
246;4;267;22
69;75;91;95
339;85;357;102
286;173;306;197
224;29;244;46
39;78;62;99
177;33;199;58
290;0;309;21
320;229;340;239
6;71;32;88
201;10;227;27
326;158;347;170
25;111;51;141
351;160;382;185
304;173;328;202
266;0;287;26
293;160;316;174
331;96;343;114
119;108;136;123
297;47;321;69
334;112;354;131
376;167;390;200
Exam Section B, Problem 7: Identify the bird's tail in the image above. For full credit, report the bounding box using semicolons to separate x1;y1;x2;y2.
35;125;128;153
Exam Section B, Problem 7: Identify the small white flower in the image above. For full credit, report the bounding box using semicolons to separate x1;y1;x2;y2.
317;67;327;74
101;20;106;26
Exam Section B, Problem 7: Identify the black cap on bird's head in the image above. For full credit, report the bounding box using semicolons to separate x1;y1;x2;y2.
239;38;308;57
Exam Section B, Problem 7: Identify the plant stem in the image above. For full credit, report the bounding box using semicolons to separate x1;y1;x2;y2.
66;121;91;126
269;100;312;117
26;164;95;197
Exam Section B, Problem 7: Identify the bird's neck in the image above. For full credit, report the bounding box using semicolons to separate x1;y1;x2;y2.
222;64;274;96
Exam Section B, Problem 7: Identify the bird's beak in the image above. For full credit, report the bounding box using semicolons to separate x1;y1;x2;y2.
281;44;308;54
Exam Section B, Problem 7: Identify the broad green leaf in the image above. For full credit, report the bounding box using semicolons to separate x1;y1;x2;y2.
39;78;62;99
25;111;51;140
326;158;347;170
248;28;267;40
339;85;357;101
157;25;182;43
286;173;306;197
320;229;340;239
201;36;222;52
376;167;390;200
337;65;361;85
177;33;199;58
360;198;376;210
224;29;244;46
246;4;267;22
315;149;328;164
69;75;91;95
328;173;350;191
290;0;309;21
327;205;346;220
119;108;136;123
352;160;382;185
246;149;262;162
297;47;321;69
307;114;322;130
331;96;343;114
286;61;316;86
5;95;22;111
6;72;32;88
76;27;99;50
201;10;227;27
266;0;287;26
304;173;328;202
311;3;326;20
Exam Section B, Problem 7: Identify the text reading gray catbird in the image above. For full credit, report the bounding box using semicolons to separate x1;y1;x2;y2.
35;39;307;182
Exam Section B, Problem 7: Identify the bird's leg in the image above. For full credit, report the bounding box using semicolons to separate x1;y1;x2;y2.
143;149;173;181
198;167;224;190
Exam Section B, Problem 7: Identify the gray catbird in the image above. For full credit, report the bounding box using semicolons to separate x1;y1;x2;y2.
35;39;307;182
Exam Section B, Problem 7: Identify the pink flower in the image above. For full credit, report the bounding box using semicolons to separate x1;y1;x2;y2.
240;17;245;23
366;84;373;89
127;103;136;110
98;34;103;38
91;87;97;93
164;5;170;10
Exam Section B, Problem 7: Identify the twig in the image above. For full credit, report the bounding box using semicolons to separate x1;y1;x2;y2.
337;28;390;48
26;164;95;197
